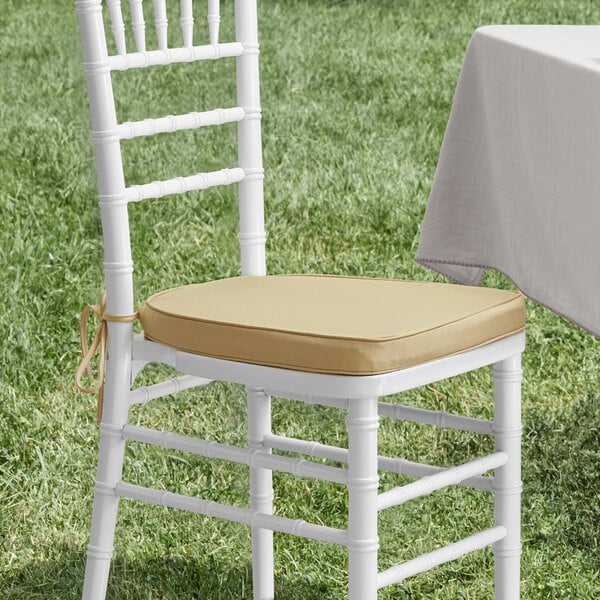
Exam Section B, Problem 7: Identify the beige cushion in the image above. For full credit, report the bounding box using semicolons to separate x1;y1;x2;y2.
139;275;525;375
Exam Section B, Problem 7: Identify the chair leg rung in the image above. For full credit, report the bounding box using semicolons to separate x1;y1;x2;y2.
377;526;507;589
122;424;348;484
264;433;495;491
377;452;507;510
116;482;347;545
378;402;494;434
128;375;211;406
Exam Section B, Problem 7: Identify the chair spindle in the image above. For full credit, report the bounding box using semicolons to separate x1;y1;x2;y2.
208;0;220;45
129;0;146;52
181;0;194;47
153;0;168;50
106;0;127;54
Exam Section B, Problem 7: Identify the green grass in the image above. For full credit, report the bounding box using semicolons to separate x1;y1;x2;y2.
1;0;599;597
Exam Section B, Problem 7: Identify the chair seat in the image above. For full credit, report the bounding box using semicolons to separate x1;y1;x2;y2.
139;275;525;375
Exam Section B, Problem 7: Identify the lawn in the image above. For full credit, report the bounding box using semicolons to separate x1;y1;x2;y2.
1;0;599;598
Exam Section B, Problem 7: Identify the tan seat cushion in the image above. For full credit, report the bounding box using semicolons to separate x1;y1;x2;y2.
139;275;525;375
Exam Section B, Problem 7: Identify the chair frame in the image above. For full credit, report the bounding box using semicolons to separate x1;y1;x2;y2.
75;1;524;599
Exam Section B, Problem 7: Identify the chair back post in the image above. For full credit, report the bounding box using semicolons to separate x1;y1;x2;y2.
235;0;266;276
75;0;134;422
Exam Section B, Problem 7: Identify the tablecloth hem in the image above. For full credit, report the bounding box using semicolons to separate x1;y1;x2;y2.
415;256;484;286
415;257;600;339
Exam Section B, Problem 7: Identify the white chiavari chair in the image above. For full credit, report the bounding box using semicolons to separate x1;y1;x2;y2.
74;1;526;598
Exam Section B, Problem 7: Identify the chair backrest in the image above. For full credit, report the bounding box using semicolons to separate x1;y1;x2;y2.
74;0;265;317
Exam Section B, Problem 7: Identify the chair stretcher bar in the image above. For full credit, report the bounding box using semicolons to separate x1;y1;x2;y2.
122;424;348;485
117;107;246;140
123;167;245;203
377;452;507;510
264;389;493;434
129;375;211;406
377;526;507;589
116;481;347;546
263;433;494;491
107;42;244;71
378;402;494;434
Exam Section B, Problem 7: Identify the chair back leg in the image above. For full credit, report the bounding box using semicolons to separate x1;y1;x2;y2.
493;355;523;599
82;427;127;600
82;325;133;599
82;440;123;600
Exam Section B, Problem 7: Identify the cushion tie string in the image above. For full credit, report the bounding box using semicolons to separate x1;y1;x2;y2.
76;292;139;423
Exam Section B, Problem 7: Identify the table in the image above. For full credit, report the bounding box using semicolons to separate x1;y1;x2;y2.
416;25;600;338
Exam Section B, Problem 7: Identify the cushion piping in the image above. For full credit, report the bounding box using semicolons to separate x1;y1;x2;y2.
142;325;525;375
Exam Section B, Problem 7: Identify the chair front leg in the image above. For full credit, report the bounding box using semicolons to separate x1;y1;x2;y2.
347;397;379;600
493;355;523;600
247;386;275;600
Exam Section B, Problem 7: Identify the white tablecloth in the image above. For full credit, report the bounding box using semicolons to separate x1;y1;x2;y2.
416;25;600;337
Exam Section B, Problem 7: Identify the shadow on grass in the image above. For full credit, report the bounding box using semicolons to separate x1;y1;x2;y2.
524;391;600;559
1;548;336;600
